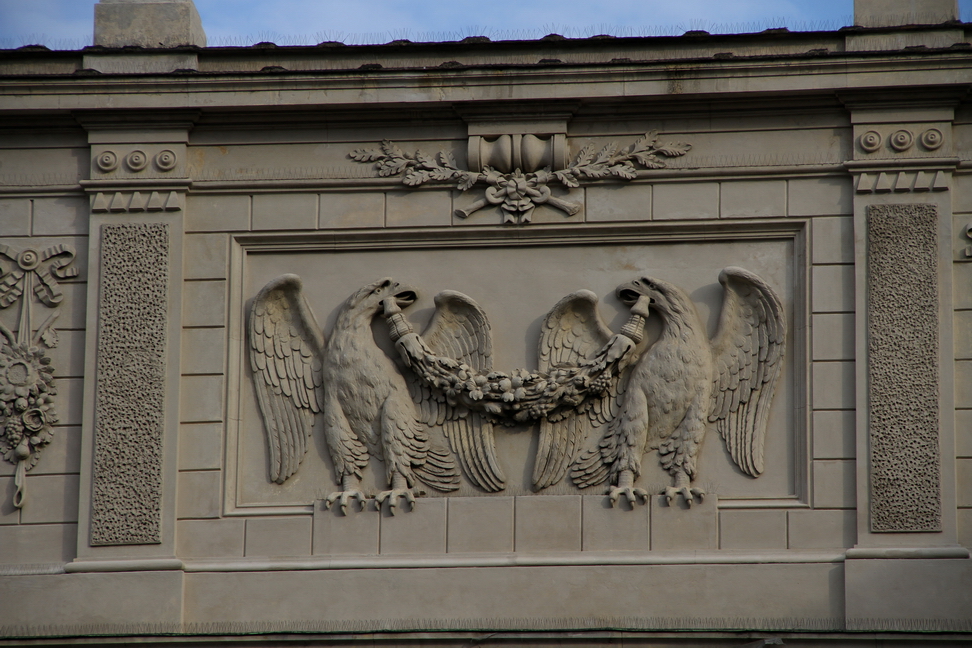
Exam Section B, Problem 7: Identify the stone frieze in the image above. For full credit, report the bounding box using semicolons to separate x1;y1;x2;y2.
248;267;784;513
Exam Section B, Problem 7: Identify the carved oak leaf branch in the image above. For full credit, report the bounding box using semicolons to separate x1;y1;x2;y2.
349;132;691;224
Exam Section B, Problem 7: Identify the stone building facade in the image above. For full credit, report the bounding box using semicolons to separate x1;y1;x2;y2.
0;0;971;645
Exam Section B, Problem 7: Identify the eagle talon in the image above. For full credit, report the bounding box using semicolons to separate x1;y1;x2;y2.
375;488;417;515
663;486;705;506
324;490;367;515
607;486;649;508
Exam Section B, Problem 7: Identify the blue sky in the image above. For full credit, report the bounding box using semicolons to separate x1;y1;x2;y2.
0;0;969;49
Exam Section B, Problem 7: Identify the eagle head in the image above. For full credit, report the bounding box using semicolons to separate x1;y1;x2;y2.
617;276;687;318
345;277;418;319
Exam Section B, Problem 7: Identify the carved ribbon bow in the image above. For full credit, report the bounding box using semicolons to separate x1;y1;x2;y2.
0;244;78;309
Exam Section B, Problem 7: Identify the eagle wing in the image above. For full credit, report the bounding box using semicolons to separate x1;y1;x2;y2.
409;290;506;492
535;290;622;490
248;275;324;484
708;267;786;477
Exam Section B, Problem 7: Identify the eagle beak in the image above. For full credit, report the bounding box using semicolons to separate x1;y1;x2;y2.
617;282;653;319
392;283;418;309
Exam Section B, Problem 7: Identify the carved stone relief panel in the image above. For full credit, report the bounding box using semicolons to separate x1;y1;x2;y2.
0;243;78;509
228;227;802;514
866;203;942;532
350;132;691;224
90;222;170;545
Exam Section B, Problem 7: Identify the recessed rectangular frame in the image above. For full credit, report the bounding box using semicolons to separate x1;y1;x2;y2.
223;219;810;517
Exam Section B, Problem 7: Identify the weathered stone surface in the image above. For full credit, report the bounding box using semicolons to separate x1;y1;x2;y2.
867;204;941;532
94;0;206;48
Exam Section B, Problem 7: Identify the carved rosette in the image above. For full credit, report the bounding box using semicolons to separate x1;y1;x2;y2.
0;243;77;508
350;132;691;224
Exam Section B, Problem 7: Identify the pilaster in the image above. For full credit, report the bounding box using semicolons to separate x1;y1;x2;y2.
842;93;966;554
72;115;194;565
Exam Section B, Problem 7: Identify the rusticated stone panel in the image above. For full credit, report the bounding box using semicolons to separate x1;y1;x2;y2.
867;203;941;532
90;222;169;545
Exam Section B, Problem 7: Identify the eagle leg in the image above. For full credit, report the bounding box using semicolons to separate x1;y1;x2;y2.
662;469;705;507
324;474;368;515
607;469;649;508
375;471;417;516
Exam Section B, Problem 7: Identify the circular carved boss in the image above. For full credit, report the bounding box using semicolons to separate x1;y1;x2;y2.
155;149;177;171
920;128;944;151
859;131;882;153
125;150;148;171
889;129;914;152
95;150;119;172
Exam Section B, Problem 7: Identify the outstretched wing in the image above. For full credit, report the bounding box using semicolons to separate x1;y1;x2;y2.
534;290;619;490
708;267;786;477
248;275;324;484
409;290;505;492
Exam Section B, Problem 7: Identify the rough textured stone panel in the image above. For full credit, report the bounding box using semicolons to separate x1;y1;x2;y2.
91;222;169;546
867;203;941;532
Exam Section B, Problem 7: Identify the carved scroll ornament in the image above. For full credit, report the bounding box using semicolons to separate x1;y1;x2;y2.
248;268;784;512
350;132;691;224
0;244;77;508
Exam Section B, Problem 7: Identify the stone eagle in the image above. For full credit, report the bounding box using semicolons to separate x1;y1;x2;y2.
247;275;505;514
535;267;785;506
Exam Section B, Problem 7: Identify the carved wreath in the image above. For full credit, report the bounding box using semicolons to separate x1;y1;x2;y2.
350;132;691;224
